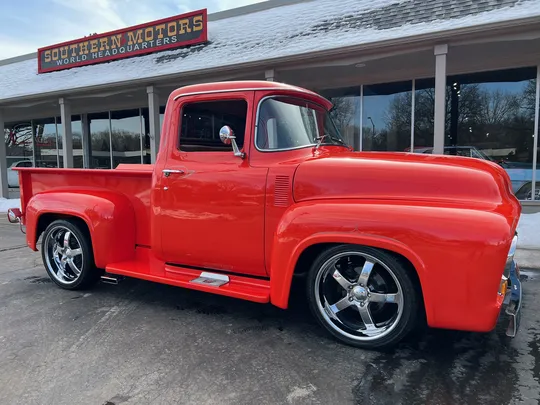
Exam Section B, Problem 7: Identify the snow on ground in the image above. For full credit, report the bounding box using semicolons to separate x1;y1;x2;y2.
1;0;540;101
517;213;540;249
0;198;20;213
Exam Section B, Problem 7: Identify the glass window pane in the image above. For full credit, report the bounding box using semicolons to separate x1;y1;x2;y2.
180;100;247;152
89;112;111;169
110;109;143;168
72;115;84;168
445;67;537;200
33;118;59;168
413;78;436;151
321;87;360;150
56;115;84;168
363;81;412;152
5;121;33;164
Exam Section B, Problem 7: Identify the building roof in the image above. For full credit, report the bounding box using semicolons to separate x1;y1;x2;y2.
1;0;539;103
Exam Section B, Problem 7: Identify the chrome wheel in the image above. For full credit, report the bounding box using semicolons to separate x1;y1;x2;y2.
314;251;404;342
44;226;84;285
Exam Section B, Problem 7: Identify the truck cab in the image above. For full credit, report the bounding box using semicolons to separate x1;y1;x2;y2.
9;81;523;350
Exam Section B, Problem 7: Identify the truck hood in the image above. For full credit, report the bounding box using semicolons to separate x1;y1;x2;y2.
293;151;518;208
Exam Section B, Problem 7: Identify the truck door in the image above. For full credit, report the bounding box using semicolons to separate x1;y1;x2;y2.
159;92;268;277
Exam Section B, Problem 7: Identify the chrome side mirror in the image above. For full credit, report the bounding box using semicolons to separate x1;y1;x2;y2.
219;126;245;159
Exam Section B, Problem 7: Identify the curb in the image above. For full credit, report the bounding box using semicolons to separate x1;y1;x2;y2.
516;248;540;269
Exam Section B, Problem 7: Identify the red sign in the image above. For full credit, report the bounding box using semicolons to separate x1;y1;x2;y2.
38;9;208;73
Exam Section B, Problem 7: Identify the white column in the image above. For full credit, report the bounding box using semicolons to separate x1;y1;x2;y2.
59;98;74;168
433;44;448;155
265;69;276;82
0;110;9;198
147;86;161;163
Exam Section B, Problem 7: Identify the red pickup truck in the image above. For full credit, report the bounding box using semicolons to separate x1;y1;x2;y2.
8;80;522;349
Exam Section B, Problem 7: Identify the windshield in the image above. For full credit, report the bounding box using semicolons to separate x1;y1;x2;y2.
256;97;347;150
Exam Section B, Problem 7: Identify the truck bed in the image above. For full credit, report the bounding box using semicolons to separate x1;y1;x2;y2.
17;164;153;246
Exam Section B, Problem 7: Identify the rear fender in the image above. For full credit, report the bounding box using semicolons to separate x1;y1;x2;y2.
25;190;136;268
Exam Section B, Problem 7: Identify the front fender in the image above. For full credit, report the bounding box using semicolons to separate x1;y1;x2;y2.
25;189;136;268
269;200;515;332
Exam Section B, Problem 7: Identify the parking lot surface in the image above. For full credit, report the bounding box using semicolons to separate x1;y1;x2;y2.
0;217;539;405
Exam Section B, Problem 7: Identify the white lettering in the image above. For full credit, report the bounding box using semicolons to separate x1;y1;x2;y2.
134;44;140;51
142;42;148;49
56;60;63;65
119;47;126;53
156;38;162;46
105;50;111;57
91;52;98;59
64;58;69;64
171;36;178;43
98;51;103;58
70;57;75;63
82;55;88;61
112;49;118;55
127;45;133;52
163;38;169;45
149;40;154;47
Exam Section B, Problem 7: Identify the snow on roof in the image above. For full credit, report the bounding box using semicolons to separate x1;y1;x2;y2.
1;0;540;102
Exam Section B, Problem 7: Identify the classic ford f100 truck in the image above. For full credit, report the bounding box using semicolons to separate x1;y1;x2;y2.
8;80;522;349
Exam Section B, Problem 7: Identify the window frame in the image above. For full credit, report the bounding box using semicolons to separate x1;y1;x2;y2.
254;95;333;153
176;98;249;153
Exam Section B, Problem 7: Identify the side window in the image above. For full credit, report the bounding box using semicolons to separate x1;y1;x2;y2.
179;100;247;152
18;161;32;167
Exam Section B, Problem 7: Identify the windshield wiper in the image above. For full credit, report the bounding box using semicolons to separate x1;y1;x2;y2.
329;136;350;149
315;133;351;151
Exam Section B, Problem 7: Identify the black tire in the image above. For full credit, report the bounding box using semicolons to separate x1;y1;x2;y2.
41;219;101;290
306;244;420;349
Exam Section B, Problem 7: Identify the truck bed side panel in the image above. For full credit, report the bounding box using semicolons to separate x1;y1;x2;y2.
18;168;152;247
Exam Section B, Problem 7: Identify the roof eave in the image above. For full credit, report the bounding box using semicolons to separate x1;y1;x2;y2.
2;15;540;106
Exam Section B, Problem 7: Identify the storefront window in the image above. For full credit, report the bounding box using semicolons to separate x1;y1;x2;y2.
445;67;537;200
89;112;112;169
4;121;33;169
33;118;59;167
413;78;436;150
56;115;84;168
321;87;360;150
111;109;143;168
363;81;412;152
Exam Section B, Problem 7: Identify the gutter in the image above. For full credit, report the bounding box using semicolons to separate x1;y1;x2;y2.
1;15;540;105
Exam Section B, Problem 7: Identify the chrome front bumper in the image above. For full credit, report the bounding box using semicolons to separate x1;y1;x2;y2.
504;260;522;337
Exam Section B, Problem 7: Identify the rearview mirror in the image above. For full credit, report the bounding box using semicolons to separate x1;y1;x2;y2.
219;126;245;159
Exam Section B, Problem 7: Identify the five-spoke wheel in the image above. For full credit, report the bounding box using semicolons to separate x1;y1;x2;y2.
41;219;100;290
307;245;419;349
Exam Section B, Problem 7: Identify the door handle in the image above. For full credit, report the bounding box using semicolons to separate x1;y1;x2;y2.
163;169;185;177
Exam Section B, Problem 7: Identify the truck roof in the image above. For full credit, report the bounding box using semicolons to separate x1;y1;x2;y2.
169;80;332;110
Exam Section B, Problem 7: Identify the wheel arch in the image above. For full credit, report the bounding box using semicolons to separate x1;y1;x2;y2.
270;233;432;324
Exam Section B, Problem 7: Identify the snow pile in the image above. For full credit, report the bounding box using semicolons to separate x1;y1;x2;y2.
0;198;20;213
1;0;540;101
517;213;540;249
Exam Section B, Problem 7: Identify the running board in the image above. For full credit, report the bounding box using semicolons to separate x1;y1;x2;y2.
190;272;230;287
100;274;124;285
105;260;270;303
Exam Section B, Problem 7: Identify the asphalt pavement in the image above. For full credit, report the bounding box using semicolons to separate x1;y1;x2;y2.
1;217;540;405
